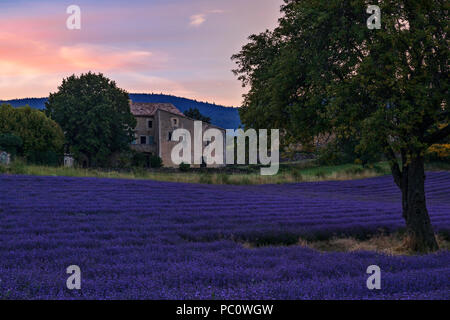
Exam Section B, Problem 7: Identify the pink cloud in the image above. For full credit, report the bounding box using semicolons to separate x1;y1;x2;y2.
0;31;166;75
0;0;282;106
58;45;162;71
190;14;206;27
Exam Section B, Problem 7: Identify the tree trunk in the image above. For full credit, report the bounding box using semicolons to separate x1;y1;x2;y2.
399;156;439;253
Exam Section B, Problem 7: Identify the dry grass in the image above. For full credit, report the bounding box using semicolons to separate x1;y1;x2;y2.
2;160;447;185
297;234;449;256
1;161;392;185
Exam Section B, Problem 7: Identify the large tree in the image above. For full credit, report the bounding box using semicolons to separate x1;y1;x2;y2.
46;72;137;167
233;0;448;252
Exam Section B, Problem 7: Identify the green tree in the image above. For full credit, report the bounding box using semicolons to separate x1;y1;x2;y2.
233;0;448;252
183;108;211;123
0;104;64;163
45;72;137;167
0;133;22;156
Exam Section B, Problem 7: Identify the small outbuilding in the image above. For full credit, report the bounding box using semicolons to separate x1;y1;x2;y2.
64;154;75;167
0;151;11;165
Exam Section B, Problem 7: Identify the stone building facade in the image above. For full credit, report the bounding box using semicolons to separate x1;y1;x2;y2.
130;102;226;168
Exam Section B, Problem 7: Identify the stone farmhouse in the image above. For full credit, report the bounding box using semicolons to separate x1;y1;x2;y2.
129;101;226;168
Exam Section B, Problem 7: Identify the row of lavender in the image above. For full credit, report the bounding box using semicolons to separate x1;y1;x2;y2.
0;172;449;299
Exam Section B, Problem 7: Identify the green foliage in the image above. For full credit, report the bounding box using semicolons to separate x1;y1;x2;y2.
232;0;448;166
183;108;211;123
45;72;137;167
116;151;133;169
179;162;191;172
0;104;64;163
233;0;448;251
0;133;22;156
318;138;382;166
218;173;231;184
425;144;450;162
129;152;162;168
132;166;147;177
132;152;148;168
149;155;163;168
317;143;349;166
27;150;61;166
199;173;213;184
9;159;27;175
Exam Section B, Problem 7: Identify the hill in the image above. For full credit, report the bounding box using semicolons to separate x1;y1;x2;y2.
0;93;242;129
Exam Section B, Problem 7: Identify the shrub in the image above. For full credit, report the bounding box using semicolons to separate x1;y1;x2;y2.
317;144;345;166
132;167;146;177
344;167;364;175
27;150;61;166
314;171;327;178
0;104;64;164
291;170;303;181
179;162;190;172
218;173;231;184
0;133;23;156
199;174;212;184
372;164;387;174
132;153;148;168
130;153;163;169
9;159;27;175
150;155;163;168
116;152;133;169
426;144;450;162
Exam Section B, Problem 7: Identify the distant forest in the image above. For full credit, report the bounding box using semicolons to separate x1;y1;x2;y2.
1;93;241;129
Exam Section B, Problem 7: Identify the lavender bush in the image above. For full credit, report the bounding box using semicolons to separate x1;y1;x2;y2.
0;172;449;299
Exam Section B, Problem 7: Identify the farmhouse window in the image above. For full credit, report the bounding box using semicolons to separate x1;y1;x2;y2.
148;136;155;145
148;120;153;129
171;118;178;127
140;136;147;144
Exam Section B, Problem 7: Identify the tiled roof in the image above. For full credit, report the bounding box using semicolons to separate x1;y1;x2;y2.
130;102;184;117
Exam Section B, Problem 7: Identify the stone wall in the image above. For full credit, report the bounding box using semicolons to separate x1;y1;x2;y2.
131;116;157;155
157;110;226;168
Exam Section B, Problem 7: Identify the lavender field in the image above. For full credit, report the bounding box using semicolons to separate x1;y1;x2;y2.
0;172;449;299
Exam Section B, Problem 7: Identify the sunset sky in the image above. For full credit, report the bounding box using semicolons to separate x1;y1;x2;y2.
0;0;282;106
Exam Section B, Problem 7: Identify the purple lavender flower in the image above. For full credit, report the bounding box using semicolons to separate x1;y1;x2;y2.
0;172;448;299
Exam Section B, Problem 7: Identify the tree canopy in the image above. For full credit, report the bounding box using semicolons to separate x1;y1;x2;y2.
0;133;22;156
183;107;211;123
233;0;448;252
0;104;64;164
45;72;137;167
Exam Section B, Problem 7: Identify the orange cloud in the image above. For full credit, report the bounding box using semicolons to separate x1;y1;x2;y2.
0;30;168;77
59;45;157;71
190;14;206;27
0;0;282;106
